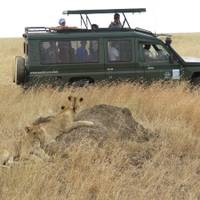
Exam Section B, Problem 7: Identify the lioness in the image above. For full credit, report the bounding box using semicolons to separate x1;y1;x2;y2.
24;96;94;156
26;96;93;145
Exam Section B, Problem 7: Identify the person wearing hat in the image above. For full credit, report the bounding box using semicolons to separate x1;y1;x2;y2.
59;18;66;27
109;13;122;29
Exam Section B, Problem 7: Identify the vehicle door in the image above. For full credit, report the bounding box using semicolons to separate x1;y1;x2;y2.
37;39;105;81
104;38;144;81
137;40;182;82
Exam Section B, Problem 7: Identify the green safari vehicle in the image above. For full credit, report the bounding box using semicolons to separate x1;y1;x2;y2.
13;8;200;86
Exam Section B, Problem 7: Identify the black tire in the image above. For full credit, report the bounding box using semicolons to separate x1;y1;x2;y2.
192;76;200;86
14;56;25;85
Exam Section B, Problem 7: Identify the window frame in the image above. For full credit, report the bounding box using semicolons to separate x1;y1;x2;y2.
106;38;132;63
138;41;172;64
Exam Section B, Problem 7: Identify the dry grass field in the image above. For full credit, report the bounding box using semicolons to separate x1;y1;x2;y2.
1;34;200;199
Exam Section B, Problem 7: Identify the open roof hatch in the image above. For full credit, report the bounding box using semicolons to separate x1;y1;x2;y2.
63;8;146;29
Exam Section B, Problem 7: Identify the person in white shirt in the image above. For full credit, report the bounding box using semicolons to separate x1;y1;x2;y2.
108;42;120;61
143;44;154;61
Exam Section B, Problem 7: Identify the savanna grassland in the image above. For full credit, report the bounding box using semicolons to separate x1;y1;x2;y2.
1;34;200;199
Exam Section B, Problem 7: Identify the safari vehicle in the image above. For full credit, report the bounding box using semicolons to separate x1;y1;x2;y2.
14;8;200;86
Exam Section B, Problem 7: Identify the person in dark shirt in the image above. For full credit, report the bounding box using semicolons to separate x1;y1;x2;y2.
89;40;98;62
58;41;74;63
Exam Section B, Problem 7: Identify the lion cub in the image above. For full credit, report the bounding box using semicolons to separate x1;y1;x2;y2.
0;130;50;167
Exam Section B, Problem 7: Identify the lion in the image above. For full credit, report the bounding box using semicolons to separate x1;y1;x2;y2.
0;149;11;166
0;129;50;167
26;96;94;144
23;96;94;157
0;96;93;166
32;95;85;127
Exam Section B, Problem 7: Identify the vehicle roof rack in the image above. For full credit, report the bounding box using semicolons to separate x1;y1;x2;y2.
24;26;136;36
24;26;157;37
63;8;146;15
63;8;146;30
25;27;52;34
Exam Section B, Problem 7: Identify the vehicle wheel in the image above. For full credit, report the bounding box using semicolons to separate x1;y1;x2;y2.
15;56;25;85
192;76;200;86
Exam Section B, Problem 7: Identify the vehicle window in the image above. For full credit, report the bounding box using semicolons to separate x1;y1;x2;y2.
40;40;99;64
71;40;99;63
107;39;131;62
40;41;58;64
139;42;170;63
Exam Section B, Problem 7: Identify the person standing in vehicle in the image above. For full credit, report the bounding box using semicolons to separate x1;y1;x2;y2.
109;13;122;29
49;18;66;31
58;18;66;27
91;24;99;30
76;41;88;62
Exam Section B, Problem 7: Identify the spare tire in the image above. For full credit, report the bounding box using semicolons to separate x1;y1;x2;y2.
15;56;25;85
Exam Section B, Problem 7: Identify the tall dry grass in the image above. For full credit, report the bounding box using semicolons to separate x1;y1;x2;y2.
1;35;200;199
0;38;23;85
172;33;200;57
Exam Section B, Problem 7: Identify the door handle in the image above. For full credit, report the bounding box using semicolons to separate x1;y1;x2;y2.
107;68;114;71
147;66;155;70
